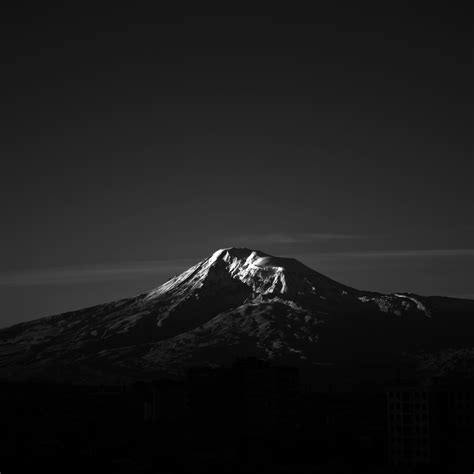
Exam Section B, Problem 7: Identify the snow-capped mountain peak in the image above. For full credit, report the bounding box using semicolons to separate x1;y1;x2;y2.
147;247;351;300
1;247;473;383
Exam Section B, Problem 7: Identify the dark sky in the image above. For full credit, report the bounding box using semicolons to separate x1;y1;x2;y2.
1;5;473;327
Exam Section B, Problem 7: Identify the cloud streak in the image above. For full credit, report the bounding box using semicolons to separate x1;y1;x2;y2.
449;293;474;300
0;259;196;288
233;232;365;245
0;249;472;288
308;249;474;259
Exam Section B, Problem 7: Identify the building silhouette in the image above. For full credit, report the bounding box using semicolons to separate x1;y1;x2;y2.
387;376;474;468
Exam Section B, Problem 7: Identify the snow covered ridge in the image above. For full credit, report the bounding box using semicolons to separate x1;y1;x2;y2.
0;247;473;383
357;293;432;317
147;247;353;300
145;247;431;318
393;293;432;317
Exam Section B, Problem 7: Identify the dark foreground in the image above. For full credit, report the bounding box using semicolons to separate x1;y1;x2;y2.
1;358;473;473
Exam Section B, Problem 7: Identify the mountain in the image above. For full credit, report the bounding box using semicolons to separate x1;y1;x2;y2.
1;247;473;383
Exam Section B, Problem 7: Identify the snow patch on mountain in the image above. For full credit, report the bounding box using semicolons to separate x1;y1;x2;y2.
394;294;432;317
357;293;432;317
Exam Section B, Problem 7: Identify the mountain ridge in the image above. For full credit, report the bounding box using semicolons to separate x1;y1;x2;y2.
0;247;473;383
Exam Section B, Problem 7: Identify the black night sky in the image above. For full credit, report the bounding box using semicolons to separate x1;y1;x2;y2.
1;5;472;327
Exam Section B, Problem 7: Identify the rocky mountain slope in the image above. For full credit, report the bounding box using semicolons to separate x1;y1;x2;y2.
0;248;473;383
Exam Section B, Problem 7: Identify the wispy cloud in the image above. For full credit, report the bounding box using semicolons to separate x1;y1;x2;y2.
1;248;472;288
233;232;365;245
448;293;474;300
298;249;474;260
0;259;196;288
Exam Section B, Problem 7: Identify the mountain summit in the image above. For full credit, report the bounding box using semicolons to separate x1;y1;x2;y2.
147;247;352;302
1;248;473;383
